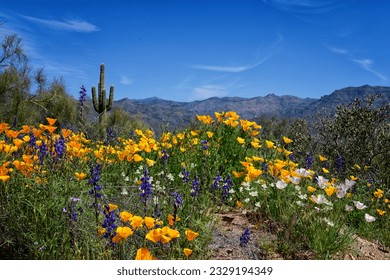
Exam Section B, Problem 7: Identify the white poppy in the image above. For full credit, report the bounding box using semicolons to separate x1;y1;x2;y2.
353;200;367;210
276;180;287;189
296;168;315;177
290;176;301;185
336;189;346;199
311;194;326;204
345;204;353;211
317;176;328;189
345;179;356;189
364;213;376;223
249;191;258;197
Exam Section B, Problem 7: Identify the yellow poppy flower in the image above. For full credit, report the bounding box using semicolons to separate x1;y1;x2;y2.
0;175;10;182
168;214;181;226
120;211;133;223
116;226;133;239
373;189;384;199
282;136;293;144
324;185;337;197
146;228;162;243
162;226;180;239
236;137;245;145
322;168;330;174
265;140;275;149
135;247;156;260
74;172;87;181
131;215;144;229
46;117;57;126
108;203;118;212
146;158;156;167
350;175;358;181
377;209;386;216
133;154;143;162
185;229;199;241
183;248;193;258
144;216;155;229
319;155;328;161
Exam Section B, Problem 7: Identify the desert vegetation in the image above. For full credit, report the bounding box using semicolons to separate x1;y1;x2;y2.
0;31;389;260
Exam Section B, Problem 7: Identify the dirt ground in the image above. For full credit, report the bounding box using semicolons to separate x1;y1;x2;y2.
208;209;390;260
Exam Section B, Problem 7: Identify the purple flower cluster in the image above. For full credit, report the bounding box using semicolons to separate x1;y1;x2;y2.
79;85;87;108
181;168;190;183
89;163;103;198
261;162;268;173
104;127;117;146
171;192;183;208
212;172;221;190
161;150;169;164
305;152;313;169
102;205;118;243
190;176;201;197
27;131;37;149
221;175;233;201
54;136;66;160
201;139;209;150
69;197;81;222
336;154;343;172
38;142;47;164
239;227;251;246
140;167;152;204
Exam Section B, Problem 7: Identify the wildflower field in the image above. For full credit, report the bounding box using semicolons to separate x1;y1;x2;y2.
0;108;389;260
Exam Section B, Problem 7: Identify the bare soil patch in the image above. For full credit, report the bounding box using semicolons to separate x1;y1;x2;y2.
208;209;390;260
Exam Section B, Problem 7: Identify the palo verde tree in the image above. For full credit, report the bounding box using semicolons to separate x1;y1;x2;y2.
0;32;31;126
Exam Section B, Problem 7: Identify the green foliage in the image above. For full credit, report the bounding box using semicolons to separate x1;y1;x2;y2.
30;78;78;127
0;33;31;125
317;94;390;187
107;109;149;137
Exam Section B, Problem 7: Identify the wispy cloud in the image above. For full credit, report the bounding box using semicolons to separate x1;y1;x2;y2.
120;76;134;85
351;58;387;81
327;45;349;54
192;84;227;100
192;34;283;73
327;45;387;81
262;0;339;14
192;62;264;73
22;15;100;33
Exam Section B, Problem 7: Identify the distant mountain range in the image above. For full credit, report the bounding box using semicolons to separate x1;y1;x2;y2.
112;85;390;133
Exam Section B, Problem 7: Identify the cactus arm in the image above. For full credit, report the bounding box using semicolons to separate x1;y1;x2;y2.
91;86;101;113
106;85;114;111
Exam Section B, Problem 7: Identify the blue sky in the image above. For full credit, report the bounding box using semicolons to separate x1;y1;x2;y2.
1;0;389;102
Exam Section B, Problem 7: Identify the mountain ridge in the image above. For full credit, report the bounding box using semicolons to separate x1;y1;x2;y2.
113;85;390;133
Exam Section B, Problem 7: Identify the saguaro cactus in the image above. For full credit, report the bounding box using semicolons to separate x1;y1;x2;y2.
92;63;114;127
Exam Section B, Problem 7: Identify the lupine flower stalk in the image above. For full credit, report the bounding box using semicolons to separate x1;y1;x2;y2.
240;227;251;246
221;174;233;202
140;167;152;216
89;163;103;229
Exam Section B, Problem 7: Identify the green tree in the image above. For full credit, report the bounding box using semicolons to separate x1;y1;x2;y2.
318;94;390;187
0;33;31;125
